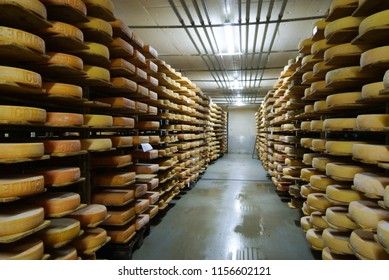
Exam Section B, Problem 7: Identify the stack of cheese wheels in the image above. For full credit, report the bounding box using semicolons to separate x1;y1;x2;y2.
301;168;324;182
353;172;389;198
300;216;313;232
312;157;334;172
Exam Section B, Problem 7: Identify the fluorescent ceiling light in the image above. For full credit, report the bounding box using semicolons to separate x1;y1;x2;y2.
230;77;242;89
224;20;235;54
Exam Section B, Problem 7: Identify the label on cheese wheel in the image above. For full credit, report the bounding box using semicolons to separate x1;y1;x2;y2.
0;66;41;88
40;21;84;42
0;175;44;199
0;105;46;123
0;26;45;53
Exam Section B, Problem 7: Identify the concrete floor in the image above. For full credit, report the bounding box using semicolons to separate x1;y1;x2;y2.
132;154;315;260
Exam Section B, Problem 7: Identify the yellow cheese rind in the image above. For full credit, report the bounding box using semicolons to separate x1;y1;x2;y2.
325;206;359;231
46;112;84;126
356;114;389;131
84;65;110;81
10;0;48;19
326;162;368;181
306;228;325;250
310;175;337;191
324;118;356;131
350;229;389;260
80;138;112;151
40;21;84;42
0;26;45;53
361;82;385;99
325;140;366;156
0;237;44;260
0;143;44;158
307;193;332;212
326;185;364;204
324;16;364;39
0;175;44;198
0;66;41;88
300;216;313;232
37;218;81;247
40;0;86;15
326;92;361;108
352;144;389;164
361;46;389;69
28;192;81;215
322;228;353;255
349;200;389;230
83;114;113;127
0;105;46;123
310;211;330;230
43;140;81;154
75;17;113;37
353;172;389;198
42;82;83;98
377;221;389;250
359;10;389;36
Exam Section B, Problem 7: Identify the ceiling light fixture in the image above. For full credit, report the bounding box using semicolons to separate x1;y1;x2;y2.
223;19;235;54
230;77;242;90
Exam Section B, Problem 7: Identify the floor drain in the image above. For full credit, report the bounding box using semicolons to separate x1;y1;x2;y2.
227;247;264;260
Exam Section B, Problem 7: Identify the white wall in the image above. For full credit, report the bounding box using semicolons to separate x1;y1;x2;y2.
227;107;257;154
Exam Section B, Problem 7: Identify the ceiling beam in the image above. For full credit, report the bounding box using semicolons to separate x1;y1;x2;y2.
178;66;283;72
159;49;297;57
128;15;325;29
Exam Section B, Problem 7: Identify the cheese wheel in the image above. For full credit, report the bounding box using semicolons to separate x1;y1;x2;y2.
313;61;337;78
325;66;375;88
301;168;324;181
0;143;44;158
326;162;368;181
377;221;389;250
301;184;322;198
361;82;385;99
300;216;313;232
302;201;313;215
8;0;47;19
311;39;335;57
111;77;137;91
322;246;357;260
146;178;159;190
311;80;336;95
356;114;389;131
135;214;149;231
110;136;133;148
93;97;135;109
44;52;83;70
307;193;332;212
384;70;389;89
353;172;389;198
110;19;133;40
322;228;353;255
40;0;86;15
106;223;136;243
82;0;114;13
282;167;301;177
102;205;135;226
37;167;81;185
298;38;314;54
47;245;78;260
353;144;389;164
301;55;322;70
310;211;330;230
83;114;113;127
300;138;313;148
74;41;109;59
146;205;159;219
324;43;369;65
91;154;131;168
130;164;159;174
0;105;46;123
329;0;357;14
46;112;83;126
28;192;80;215
325;140;366;156
0;175;44;199
0;237;44;260
84;65;110;81
312;139;326;152
349;200;389;230
67;204;107;226
324;118;356;131
110;58;135;73
37;218;80;247
42;82;83;98
112;117;134;127
136;121;160;130
0;205;44;237
91;189;134;206
382;186;389;208
310;175;337;191
350;229;389;260
0;26;45;53
325;206;359;230
75;17;113;37
326;92;361;108
134;199;149;214
304;105;314;113
359;10;389;36
130;184;147;198
324;16;363;39
71;227;107;251
302;153;322;165
300;121;311;131
326;184;364;205
313;100;327;112
306;229;325;250
312;157;334;172
107;37;134;57
310;120;324;131
361;46;389;70
43;140;81;153
39;21;83;42
0;66;41;88
80;138;112;151
93;172;135;187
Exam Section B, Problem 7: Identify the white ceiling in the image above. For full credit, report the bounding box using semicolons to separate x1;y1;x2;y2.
111;0;332;106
